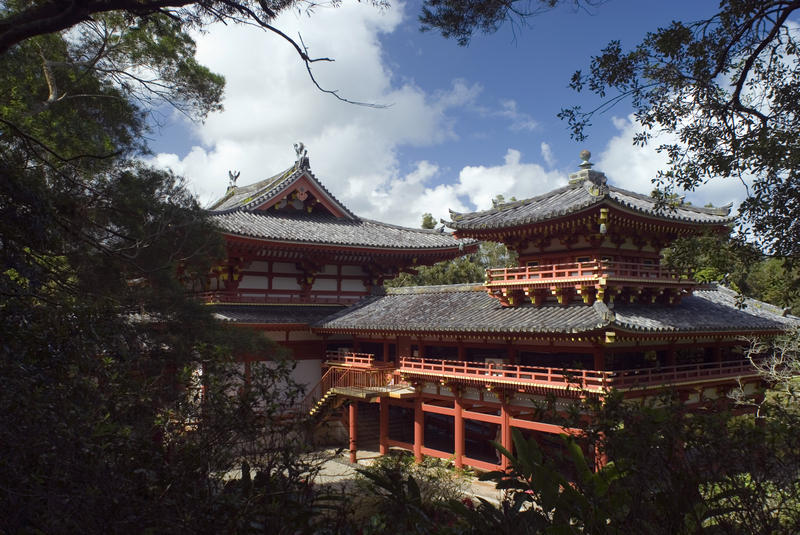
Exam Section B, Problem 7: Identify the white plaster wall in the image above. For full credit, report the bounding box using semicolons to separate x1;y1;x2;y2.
273;262;299;273
287;330;325;341
292;359;322;390
238;274;270;289
320;264;338;275
312;278;337;291
273;277;301;290
249;261;270;272
341;279;366;292
341;265;363;276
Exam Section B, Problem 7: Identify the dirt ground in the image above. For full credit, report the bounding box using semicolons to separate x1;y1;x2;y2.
313;447;504;505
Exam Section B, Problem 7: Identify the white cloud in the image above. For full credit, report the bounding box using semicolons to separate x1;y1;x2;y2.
596;115;749;211
151;2;475;224
497;99;538;131
540;142;555;167
453;148;566;211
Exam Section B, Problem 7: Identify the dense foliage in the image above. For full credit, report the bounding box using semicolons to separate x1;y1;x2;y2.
386;210;518;288
0;3;330;532
423;1;800;257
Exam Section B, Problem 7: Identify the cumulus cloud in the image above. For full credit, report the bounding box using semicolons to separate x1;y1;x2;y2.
596;115;749;210
151;2;475;225
453;148;566;212
540;142;555;167
497;99;538;131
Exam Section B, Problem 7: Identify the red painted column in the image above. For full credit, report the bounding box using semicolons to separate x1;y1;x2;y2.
508;345;518;366
666;346;677;366
594;431;608;471
414;397;424;463
379;397;389;455
500;399;512;470
349;402;358;464
454;394;464;469
593;347;605;370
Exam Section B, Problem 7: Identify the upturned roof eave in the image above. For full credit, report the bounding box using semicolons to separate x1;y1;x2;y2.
447;195;733;233
216;228;478;254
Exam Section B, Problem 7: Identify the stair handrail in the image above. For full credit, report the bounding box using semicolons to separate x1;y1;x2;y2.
299;366;392;415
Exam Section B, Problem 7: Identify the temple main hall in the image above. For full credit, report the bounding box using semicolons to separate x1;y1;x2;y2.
200;147;798;471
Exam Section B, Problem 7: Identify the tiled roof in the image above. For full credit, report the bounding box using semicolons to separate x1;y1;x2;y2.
208;162;357;219
207;158;474;251
211;304;345;324
447;178;734;231
314;284;609;334
212;210;475;250
313;284;798;335
613;285;798;333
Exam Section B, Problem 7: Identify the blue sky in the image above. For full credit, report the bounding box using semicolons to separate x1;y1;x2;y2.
150;0;741;227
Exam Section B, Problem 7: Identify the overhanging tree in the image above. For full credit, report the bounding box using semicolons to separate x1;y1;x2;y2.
422;0;800;257
0;3;332;532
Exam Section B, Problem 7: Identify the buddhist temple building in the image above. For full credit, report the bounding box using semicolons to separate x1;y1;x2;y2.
202;146;798;470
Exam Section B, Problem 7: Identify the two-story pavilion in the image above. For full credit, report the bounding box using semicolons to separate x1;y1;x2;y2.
201;147;476;387
204;147;798;471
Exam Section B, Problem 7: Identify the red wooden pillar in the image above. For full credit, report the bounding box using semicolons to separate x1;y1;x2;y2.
454;394;464;469
713;345;722;363
666;346;677;366
379;397;389;455
414;397;424;463
593;347;605;370
244;358;252;387
457;341;465;362
594;431;608;471
508;344;518;365
349;402;358;464
382;340;389;363
397;336;411;367
500;399;512;470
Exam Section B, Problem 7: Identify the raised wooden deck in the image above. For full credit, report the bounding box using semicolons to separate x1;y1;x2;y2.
485;260;692;287
398;357;760;392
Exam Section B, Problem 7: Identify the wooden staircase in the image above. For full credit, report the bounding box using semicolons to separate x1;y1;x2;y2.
300;363;391;419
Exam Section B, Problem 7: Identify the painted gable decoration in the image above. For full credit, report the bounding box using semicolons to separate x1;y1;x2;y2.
209;151;356;220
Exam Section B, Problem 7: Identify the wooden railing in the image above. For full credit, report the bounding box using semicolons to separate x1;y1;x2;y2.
324;351;396;368
195;291;362;305
605;360;759;389
299;364;390;415
324;351;378;368
398;357;760;391
486;262;600;283
485;260;691;285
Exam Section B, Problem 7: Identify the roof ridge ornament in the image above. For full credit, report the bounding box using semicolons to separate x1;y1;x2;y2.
294;142;309;169
227;170;240;193
579;149;593;169
568;149;608;191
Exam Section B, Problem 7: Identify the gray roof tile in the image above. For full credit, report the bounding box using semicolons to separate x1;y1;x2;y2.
212;210;475;249
211;304;345;324
613;285;799;333
207;160;474;251
314;284;608;334
448;180;733;230
313;284;798;335
209;163;357;218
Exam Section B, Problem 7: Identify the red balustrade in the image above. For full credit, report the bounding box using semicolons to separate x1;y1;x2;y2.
299;364;390;414
485;260;691;286
195;291;361;305
324;351;385;368
398;357;759;391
